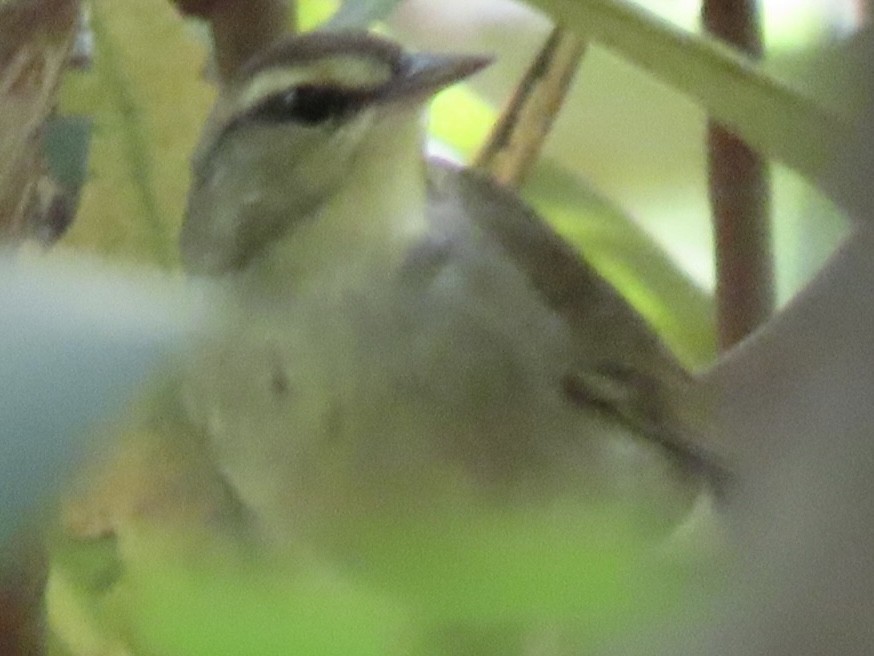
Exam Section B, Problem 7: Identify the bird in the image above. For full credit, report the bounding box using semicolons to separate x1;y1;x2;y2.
44;29;726;656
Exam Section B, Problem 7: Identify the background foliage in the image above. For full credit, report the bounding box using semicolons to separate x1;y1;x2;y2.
0;0;862;653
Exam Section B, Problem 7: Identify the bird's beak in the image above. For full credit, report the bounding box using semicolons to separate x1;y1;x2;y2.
380;52;492;102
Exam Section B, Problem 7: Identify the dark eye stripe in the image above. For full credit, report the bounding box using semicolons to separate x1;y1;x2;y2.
248;84;363;125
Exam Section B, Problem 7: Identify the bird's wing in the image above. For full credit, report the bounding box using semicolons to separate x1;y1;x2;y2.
424;160;729;489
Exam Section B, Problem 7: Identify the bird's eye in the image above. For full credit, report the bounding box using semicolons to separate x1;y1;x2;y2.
250;85;356;125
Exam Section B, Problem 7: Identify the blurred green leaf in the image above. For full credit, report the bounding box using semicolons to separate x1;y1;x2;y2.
324;0;403;30
298;0;340;31
430;85;495;161
526;0;849;186
131;553;411;656
337;501;691;624
48;497;716;656
56;0;213;268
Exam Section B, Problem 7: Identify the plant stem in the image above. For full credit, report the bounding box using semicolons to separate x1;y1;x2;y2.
171;0;290;82
209;0;289;81
475;26;585;189
703;0;774;350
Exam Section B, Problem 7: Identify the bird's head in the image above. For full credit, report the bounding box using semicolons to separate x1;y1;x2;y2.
181;31;490;277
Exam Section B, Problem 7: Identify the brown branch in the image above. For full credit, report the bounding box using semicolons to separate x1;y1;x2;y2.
172;0;291;83
703;0;774;351
474;25;585;189
0;529;47;656
0;0;79;242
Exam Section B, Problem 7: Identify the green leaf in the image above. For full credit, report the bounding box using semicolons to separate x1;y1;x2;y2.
57;0;214;268
429;85;495;161
526;0;848;185
130;552;412;656
297;0;341;31
324;0;404;30
336;501;694;625
56;499;716;656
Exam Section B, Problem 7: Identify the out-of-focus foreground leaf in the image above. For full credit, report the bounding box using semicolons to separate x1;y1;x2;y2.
0;252;211;544
46;498;718;656
56;0;213;268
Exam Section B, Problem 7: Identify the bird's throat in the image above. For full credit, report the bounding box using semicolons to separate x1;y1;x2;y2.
247;117;430;297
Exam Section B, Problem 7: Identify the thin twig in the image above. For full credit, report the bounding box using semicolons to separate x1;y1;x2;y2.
703;0;774;350
474;26;585;189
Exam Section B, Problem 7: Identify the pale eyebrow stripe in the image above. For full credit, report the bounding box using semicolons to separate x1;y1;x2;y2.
233;56;394;116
